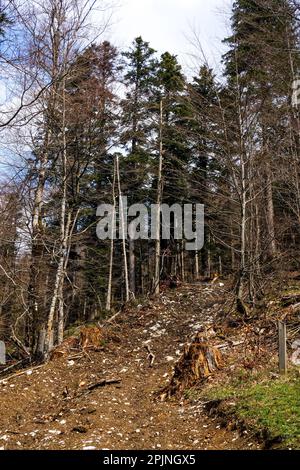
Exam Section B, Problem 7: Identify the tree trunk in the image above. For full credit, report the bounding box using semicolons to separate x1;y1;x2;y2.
28;130;50;356
236;154;247;315
154;99;164;295
116;155;130;302
45;79;70;355
194;251;199;280
265;161;276;257
129;239;135;297
181;240;185;281
106;159;116;311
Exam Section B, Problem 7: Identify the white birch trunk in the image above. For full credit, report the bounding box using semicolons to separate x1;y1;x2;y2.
154;99;164;295
116;155;130;302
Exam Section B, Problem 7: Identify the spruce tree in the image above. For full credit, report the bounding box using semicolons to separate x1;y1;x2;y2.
188;65;220;276
222;0;300;306
157;52;188;205
155;52;191;278
121;37;158;295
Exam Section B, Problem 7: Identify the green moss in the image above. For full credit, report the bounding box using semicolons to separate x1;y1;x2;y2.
183;388;200;401
64;324;81;338
203;371;300;449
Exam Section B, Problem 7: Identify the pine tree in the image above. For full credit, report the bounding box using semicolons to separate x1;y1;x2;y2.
222;0;300;308
155;52;191;280
65;42;120;321
121;37;158;296
0;7;10;39
157;52;188;205
188;65;220;276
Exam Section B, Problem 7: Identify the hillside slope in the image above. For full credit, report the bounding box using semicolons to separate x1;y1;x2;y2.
0;283;260;450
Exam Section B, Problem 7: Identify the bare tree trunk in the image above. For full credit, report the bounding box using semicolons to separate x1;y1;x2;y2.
129;239;135;297
181;241;185;281
57;282;64;344
236;150;248;316
286;26;300;226
218;256;222;277
106;159;116;311
45;77;70;353
207;232;211;278
46;209;73;352
230;217;235;271
28;136;49;355
116;155;130;302
234;48;249;317
194;251;199;280
46;258;64;353
265;161;276;257
154;99;164;295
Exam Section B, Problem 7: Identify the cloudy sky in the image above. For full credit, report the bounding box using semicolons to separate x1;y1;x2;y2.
0;0;233;171
107;0;232;74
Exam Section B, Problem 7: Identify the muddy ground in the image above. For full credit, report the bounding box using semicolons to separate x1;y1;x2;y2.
0;283;261;450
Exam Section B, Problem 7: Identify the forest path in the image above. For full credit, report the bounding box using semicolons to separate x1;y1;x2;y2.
0;283;259;450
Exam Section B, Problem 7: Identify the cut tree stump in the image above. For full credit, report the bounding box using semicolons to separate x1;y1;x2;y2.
80;326;103;350
50;326;103;361
50;336;79;360
160;332;224;400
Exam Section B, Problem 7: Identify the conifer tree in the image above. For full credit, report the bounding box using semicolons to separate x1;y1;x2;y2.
156;52;190;279
121;37;158;296
188;65;220;276
222;0;300;308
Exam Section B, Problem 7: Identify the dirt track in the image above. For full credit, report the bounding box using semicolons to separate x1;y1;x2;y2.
0;283;260;450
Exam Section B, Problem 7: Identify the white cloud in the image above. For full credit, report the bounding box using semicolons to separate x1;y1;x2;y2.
104;0;232;73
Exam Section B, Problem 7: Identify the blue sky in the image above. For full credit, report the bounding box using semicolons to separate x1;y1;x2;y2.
0;0;233;166
107;0;232;74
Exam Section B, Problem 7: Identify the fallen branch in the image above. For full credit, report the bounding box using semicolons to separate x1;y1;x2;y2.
67;354;83;361
101;309;122;326
0;364;44;384
144;344;155;367
0;359;26;376
216;340;245;349
281;294;300;307
10;331;31;359
291;302;300;312
87;378;121;391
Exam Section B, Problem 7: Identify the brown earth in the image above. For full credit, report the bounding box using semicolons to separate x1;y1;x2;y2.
0;283;261;450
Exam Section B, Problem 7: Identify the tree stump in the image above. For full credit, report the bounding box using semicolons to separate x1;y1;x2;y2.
80;326;102;350
161;332;224;400
50;336;79;360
